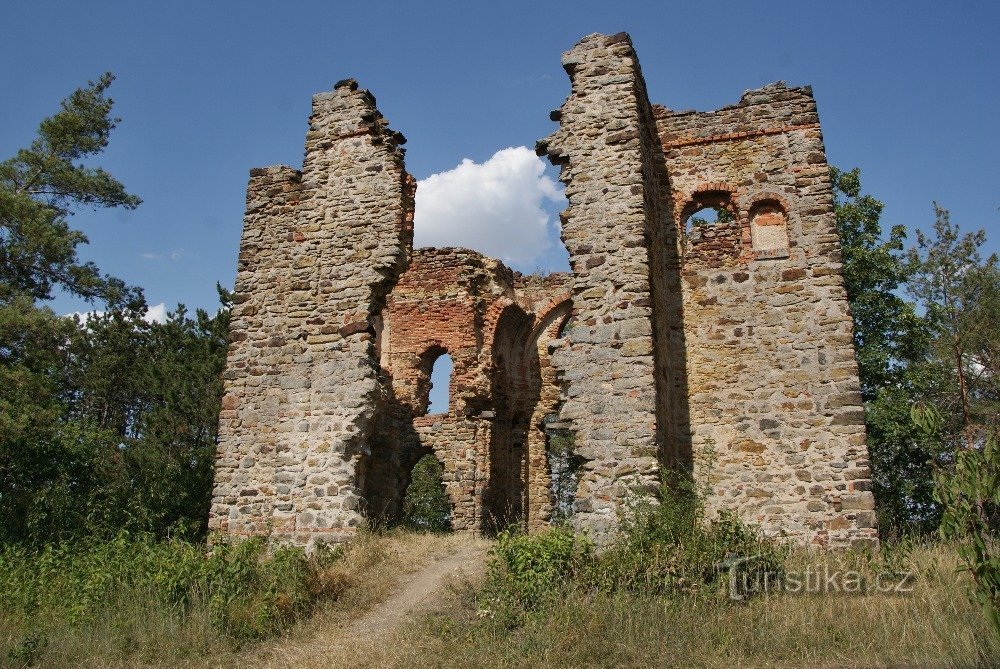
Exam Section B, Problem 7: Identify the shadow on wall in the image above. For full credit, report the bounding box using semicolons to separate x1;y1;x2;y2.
645;112;694;477
483;304;539;534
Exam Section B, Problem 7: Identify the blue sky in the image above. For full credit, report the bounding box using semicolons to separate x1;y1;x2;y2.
2;0;998;326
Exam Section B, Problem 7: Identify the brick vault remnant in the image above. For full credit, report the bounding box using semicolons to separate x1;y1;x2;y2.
210;79;415;547
212;32;878;550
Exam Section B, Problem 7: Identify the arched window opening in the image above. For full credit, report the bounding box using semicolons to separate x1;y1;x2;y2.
749;200;790;259
402;453;452;532
684;205;734;243
680;191;741;265
557;313;573;338
426;353;453;415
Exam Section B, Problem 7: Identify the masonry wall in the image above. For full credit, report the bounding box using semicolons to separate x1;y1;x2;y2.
376;248;517;531
213;33;878;550
655;84;877;548
540;33;669;536
210;79;414;547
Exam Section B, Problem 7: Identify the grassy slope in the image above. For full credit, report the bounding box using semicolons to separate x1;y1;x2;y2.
0;531;469;669
373;544;999;669
4;537;997;669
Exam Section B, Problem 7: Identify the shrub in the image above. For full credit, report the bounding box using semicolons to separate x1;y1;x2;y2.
586;476;788;597
0;531;341;662
480;473;789;628
479;525;591;625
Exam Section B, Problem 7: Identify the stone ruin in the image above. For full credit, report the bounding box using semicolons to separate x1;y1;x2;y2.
209;32;878;550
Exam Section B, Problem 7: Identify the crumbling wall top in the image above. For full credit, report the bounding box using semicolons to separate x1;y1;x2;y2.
653;82;820;149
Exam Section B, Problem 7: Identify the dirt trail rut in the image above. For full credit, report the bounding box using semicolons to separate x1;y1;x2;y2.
244;537;489;669
346;542;487;637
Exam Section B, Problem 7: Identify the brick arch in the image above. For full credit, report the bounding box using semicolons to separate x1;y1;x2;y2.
742;189;793;214
527;292;572;349
523;295;573;531
675;182;740;225
677;184;744;266
481;298;524;363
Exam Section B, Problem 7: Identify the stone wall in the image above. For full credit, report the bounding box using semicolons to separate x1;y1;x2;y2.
213;33;877;550
654;84;877;547
538;33;671;537
210;79;414;548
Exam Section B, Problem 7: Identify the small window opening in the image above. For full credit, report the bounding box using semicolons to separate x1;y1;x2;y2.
427;353;453;415
685;205;734;242
547;430;580;521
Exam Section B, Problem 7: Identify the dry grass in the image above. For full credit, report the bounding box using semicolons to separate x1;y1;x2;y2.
5;536;997;669
235;530;488;669
333;543;999;669
0;530;481;669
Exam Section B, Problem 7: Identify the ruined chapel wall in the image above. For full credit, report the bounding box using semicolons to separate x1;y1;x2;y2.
655;84;877;548
384;247;513;415
213;33;877;550
540;33;665;536
211;80;414;547
380;247;522;532
211;166;303;537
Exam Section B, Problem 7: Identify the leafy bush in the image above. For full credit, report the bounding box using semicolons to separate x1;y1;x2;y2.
585;476;788;596
479;525;591;625
0;532;341;658
480;474;788;626
404;454;452;532
915;403;1000;638
935;434;1000;638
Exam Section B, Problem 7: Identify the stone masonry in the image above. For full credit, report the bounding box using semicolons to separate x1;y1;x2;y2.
210;32;878;550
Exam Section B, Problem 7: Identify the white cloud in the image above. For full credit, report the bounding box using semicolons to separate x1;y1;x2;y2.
67;302;169;325
143;303;168;324
140;249;186;261
413;146;565;269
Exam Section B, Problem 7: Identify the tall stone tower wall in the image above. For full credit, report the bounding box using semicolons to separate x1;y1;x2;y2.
210;80;414;548
539;33;672;536
655;84;877;547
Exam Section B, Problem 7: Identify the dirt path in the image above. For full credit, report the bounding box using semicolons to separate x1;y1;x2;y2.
346;541;487;638
243;535;489;669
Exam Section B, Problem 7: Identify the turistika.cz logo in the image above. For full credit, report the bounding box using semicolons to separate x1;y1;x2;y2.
725;555;916;601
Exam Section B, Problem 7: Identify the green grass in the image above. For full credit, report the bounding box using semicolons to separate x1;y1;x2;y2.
0;532;340;667
3;518;998;668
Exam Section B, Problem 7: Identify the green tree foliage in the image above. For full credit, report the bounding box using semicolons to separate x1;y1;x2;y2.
832;167;928;397
833;183;1000;636
547;433;579;522
0;296;231;545
907;205;1000;448
905;208;1000;637
0;76;230;546
403;454;452;532
0;73;141;304
832;167;939;534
